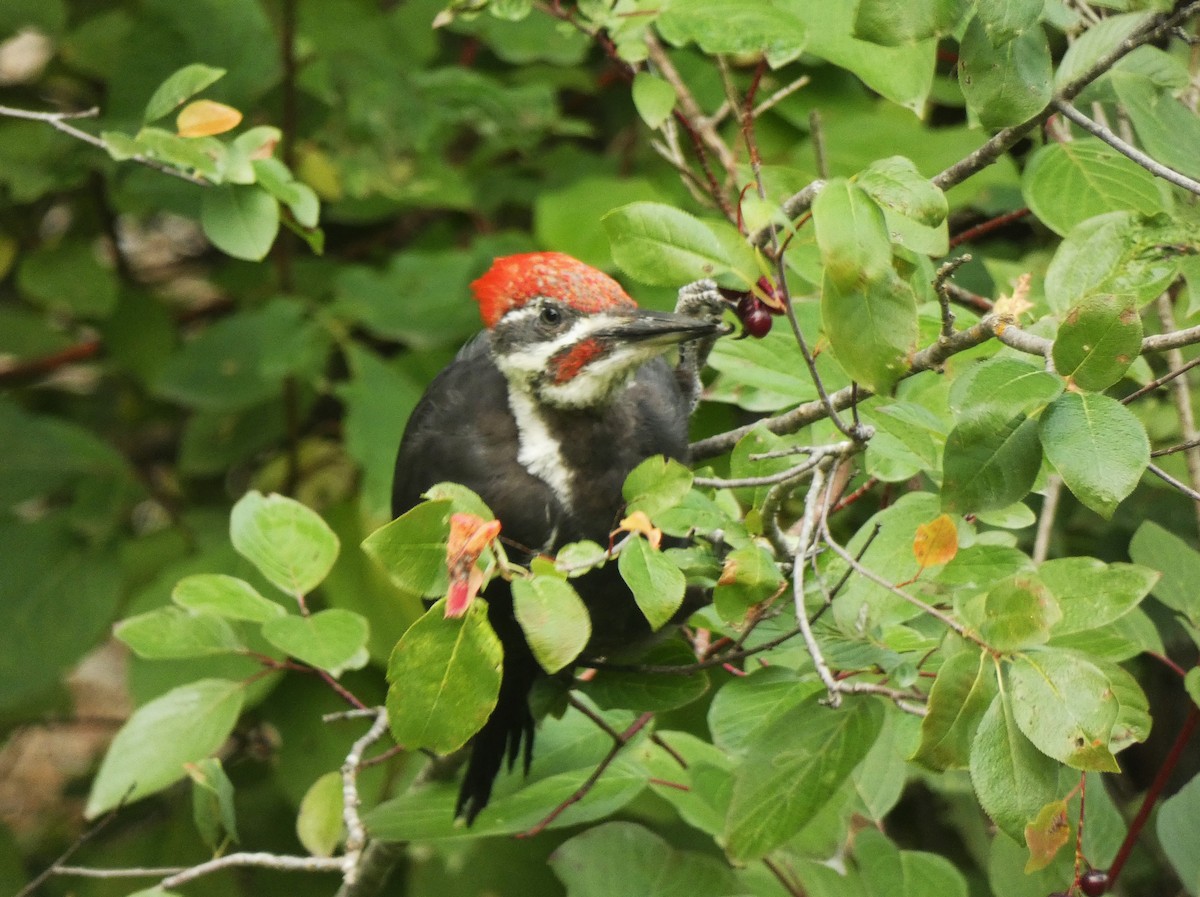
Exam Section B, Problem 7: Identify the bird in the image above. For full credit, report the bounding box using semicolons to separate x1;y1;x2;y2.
390;251;726;823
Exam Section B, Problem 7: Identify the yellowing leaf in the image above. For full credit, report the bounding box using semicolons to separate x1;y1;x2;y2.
618;510;662;550
994;272;1034;319
177;99;243;137
913;514;958;569
1024;799;1070;872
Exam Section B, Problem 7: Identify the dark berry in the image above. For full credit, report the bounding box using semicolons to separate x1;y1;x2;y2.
742;306;773;338
1078;869;1108;896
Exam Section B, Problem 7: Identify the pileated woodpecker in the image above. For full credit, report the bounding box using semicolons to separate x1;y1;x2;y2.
391;252;725;822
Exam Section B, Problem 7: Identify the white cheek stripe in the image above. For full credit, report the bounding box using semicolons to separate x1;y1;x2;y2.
506;385;575;510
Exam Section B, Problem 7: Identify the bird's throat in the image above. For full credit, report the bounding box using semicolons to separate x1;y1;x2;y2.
506;384;577;513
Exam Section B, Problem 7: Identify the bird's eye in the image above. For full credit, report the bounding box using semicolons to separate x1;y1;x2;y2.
540;305;563;326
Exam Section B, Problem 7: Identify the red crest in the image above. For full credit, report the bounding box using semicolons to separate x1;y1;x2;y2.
470;252;636;328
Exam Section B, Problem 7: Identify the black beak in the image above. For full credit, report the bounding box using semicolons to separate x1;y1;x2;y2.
596;308;730;346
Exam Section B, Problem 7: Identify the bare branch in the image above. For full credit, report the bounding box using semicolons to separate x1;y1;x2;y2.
1055;99;1200;196
691;314;1002;460
1032;475;1063;564
644;33;738;186
0;104;209;186
339;707;391;886
792;464;842;706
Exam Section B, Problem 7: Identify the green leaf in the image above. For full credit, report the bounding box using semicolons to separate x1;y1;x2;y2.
656;0;808;68
201;184;280;261
821;269;918;394
969;574;1061;653
969;691;1059;842
912;648;998;771
958;16;1052;129
1113;71;1200;180
583;641;710;713
1043;211;1181;314
513;575;591;674
725;695;884;862
1157;772;1200;895
115;607;245;659
787;3;936;111
864;400;946;483
1052;296;1143;392
262;609;370;676
854;0;967;45
813;179;893;289
1129;521;1200;628
1038;557;1157;635
386;598;502;754
1186;668;1200;710
1009;650;1120;772
618;535;686;631
143;63;226;123
948;358;1062;420
16;240;118;319
549;821;741;897
154;299;325;411
941;412;1042;514
230;491;340;599
172;573;286;622
296;771;344;858
362;499;453;597
973;0;1043;44
252;157;321;228
1022;139;1167;237
830;492;943;630
603;202;730;286
0;517;122;710
856;156;950;256
1039;392;1149;519
188;757;238;850
712;543;784;623
631;72;675;129
623;456;694;520
86;678;246;817
708;667;818;754
1101;657;1151;754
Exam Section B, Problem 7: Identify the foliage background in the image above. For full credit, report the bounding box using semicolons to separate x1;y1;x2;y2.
2;0;1200;896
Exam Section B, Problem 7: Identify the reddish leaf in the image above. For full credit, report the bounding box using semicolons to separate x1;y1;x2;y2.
444;513;501;618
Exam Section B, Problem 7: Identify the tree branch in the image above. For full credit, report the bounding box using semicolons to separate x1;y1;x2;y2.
1054;99;1200;196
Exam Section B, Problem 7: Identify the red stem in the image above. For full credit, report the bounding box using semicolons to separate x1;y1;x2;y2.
1106;704;1200;888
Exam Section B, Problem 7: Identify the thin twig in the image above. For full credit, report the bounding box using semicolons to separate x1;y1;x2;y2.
160;853;344;888
518;712;655;837
933;255;972;340
1055;99;1200;196
645;33;738;187
949;208;1032;249
0;104;208;185
1123;354;1200;404
821;521;983;646
1033;475;1063;564
753;74;811;118
1148;461;1200;502
809;109;829;179
1154;291;1200;533
340;707;391;885
793;464;843;706
691;314;1003;460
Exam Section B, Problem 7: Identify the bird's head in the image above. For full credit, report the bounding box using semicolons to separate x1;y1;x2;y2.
471;252;724;409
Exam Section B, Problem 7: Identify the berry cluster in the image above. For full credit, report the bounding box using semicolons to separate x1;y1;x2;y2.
726;276;788;339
